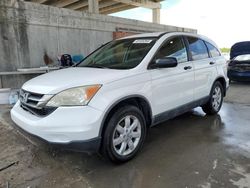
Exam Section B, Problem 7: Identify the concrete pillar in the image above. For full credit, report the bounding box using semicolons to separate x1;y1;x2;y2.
152;8;160;24
88;0;99;14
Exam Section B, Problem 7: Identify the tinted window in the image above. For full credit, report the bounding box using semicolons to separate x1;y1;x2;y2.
187;37;209;61
154;37;188;63
205;42;221;57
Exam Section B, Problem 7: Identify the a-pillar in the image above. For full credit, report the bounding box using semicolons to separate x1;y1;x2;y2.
152;8;160;24
88;0;99;14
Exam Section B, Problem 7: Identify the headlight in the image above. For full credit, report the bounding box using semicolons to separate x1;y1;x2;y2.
46;85;101;107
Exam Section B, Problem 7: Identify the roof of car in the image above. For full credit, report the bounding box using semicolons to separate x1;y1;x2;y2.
121;32;208;41
121;32;166;39
120;32;218;49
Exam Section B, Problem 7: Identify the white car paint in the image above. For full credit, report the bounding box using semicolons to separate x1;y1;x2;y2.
150;60;195;114
22;67;137;94
11;32;229;145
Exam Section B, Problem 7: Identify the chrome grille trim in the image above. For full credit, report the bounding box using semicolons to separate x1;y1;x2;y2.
19;89;56;116
21;101;43;109
19;89;44;109
27;95;41;102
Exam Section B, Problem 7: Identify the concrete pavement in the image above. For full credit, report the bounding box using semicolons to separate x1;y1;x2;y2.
0;83;250;188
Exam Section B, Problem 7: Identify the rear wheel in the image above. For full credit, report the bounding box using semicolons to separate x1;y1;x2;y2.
202;81;224;115
101;105;146;163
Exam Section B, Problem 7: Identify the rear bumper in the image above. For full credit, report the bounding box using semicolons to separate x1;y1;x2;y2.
227;70;250;81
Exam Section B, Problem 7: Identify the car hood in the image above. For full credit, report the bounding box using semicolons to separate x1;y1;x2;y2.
230;41;250;59
22;67;133;94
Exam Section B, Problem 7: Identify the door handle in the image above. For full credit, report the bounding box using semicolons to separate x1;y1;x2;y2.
209;62;215;65
184;66;192;70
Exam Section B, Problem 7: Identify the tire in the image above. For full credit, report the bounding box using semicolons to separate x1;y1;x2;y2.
202;81;224;115
101;105;147;163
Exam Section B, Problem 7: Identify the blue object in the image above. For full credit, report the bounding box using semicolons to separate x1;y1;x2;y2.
228;41;250;82
228;70;250;82
72;54;84;64
9;90;19;105
230;41;250;60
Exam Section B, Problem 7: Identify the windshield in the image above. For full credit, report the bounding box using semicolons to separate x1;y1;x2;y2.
77;38;157;69
234;54;250;61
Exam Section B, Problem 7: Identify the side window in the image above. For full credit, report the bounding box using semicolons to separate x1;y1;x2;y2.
187;37;209;61
154;37;188;63
205;41;221;57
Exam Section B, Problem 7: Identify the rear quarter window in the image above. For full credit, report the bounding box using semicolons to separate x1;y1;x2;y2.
205;41;221;57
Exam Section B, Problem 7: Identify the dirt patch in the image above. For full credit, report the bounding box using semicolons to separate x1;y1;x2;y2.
0;106;93;188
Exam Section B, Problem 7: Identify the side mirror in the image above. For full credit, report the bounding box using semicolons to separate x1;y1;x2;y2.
150;57;178;69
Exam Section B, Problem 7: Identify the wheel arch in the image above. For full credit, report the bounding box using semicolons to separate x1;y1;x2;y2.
98;95;153;138
214;76;227;96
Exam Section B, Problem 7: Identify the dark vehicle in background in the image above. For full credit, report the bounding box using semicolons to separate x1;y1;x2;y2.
228;41;250;82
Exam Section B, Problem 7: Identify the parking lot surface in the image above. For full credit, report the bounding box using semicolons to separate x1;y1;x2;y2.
0;83;250;188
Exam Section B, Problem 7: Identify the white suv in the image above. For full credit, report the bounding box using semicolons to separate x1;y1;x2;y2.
11;32;229;163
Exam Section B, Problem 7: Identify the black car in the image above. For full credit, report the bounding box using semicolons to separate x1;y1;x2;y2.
228;41;250;82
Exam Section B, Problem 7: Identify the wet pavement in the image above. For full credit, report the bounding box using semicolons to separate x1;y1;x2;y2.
0;83;250;188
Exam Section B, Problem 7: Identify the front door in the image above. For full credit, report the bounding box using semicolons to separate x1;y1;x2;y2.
150;36;195;116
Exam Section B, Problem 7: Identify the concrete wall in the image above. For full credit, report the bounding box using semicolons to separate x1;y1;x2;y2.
0;0;196;88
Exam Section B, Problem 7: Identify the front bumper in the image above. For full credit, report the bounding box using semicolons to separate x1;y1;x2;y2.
11;101;104;151
228;70;250;81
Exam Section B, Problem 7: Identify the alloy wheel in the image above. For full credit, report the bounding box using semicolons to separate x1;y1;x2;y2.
112;115;141;156
212;86;222;111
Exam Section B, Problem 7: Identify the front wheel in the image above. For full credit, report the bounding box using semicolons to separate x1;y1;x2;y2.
202;81;224;115
101;105;147;163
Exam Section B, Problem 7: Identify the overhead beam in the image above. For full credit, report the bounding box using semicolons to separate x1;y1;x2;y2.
100;3;125;13
100;5;135;14
65;1;89;10
51;0;80;8
112;0;161;9
67;0;101;12
30;0;49;3
76;1;118;11
99;1;118;9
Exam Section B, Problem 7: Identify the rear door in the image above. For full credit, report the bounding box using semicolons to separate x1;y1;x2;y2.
150;36;195;115
185;36;217;100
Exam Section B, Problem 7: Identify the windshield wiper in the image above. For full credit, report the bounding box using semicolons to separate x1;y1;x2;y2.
83;65;110;69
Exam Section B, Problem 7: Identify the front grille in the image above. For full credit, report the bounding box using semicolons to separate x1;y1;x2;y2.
19;89;56;117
